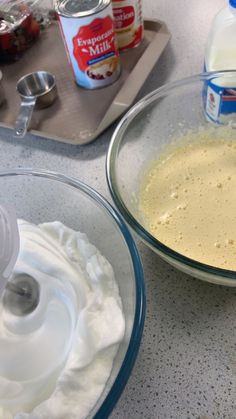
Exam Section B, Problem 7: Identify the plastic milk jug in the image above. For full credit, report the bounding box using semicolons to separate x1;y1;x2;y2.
204;0;236;123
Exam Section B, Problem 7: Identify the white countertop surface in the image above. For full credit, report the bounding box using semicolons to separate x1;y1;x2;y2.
1;1;235;418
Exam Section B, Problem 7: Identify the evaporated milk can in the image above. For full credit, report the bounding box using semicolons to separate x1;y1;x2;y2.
56;0;121;89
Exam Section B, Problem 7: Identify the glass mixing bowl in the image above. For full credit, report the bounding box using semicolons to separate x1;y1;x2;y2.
107;71;236;287
0;168;145;418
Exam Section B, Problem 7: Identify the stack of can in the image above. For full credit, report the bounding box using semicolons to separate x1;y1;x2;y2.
55;0;144;90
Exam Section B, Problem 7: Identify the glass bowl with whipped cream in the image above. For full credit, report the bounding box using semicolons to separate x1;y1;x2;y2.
0;169;145;419
107;70;236;287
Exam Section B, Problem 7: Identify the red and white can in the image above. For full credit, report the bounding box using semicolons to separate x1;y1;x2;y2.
112;0;144;51
55;0;121;89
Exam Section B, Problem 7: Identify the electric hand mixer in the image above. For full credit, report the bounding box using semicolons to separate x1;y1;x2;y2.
0;205;40;316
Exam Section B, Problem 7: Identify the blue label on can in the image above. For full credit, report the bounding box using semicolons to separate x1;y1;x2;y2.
88;51;115;66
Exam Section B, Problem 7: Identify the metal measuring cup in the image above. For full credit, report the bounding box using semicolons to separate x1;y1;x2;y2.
15;71;57;138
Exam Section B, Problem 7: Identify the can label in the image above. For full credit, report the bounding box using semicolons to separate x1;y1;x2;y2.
73;16;117;76
203;78;236;123
113;6;135;29
57;3;120;89
112;0;143;51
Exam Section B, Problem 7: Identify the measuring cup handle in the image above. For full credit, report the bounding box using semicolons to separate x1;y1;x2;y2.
14;97;36;138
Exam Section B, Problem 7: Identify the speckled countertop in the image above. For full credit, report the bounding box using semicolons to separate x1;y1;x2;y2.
1;0;235;418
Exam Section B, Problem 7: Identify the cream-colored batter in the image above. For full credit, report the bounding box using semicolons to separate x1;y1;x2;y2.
139;135;236;270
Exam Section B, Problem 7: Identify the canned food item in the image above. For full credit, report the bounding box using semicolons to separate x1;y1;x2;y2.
56;0;121;89
112;0;143;51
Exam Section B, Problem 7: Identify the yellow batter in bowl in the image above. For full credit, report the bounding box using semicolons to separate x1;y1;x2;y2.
139;134;236;270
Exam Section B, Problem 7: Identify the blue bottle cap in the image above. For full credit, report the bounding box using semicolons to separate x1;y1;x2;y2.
230;0;236;8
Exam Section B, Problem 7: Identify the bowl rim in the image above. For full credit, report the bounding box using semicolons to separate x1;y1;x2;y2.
106;70;236;281
0;168;146;418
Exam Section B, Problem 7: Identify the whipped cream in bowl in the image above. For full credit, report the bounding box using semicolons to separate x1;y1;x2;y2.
0;170;145;419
